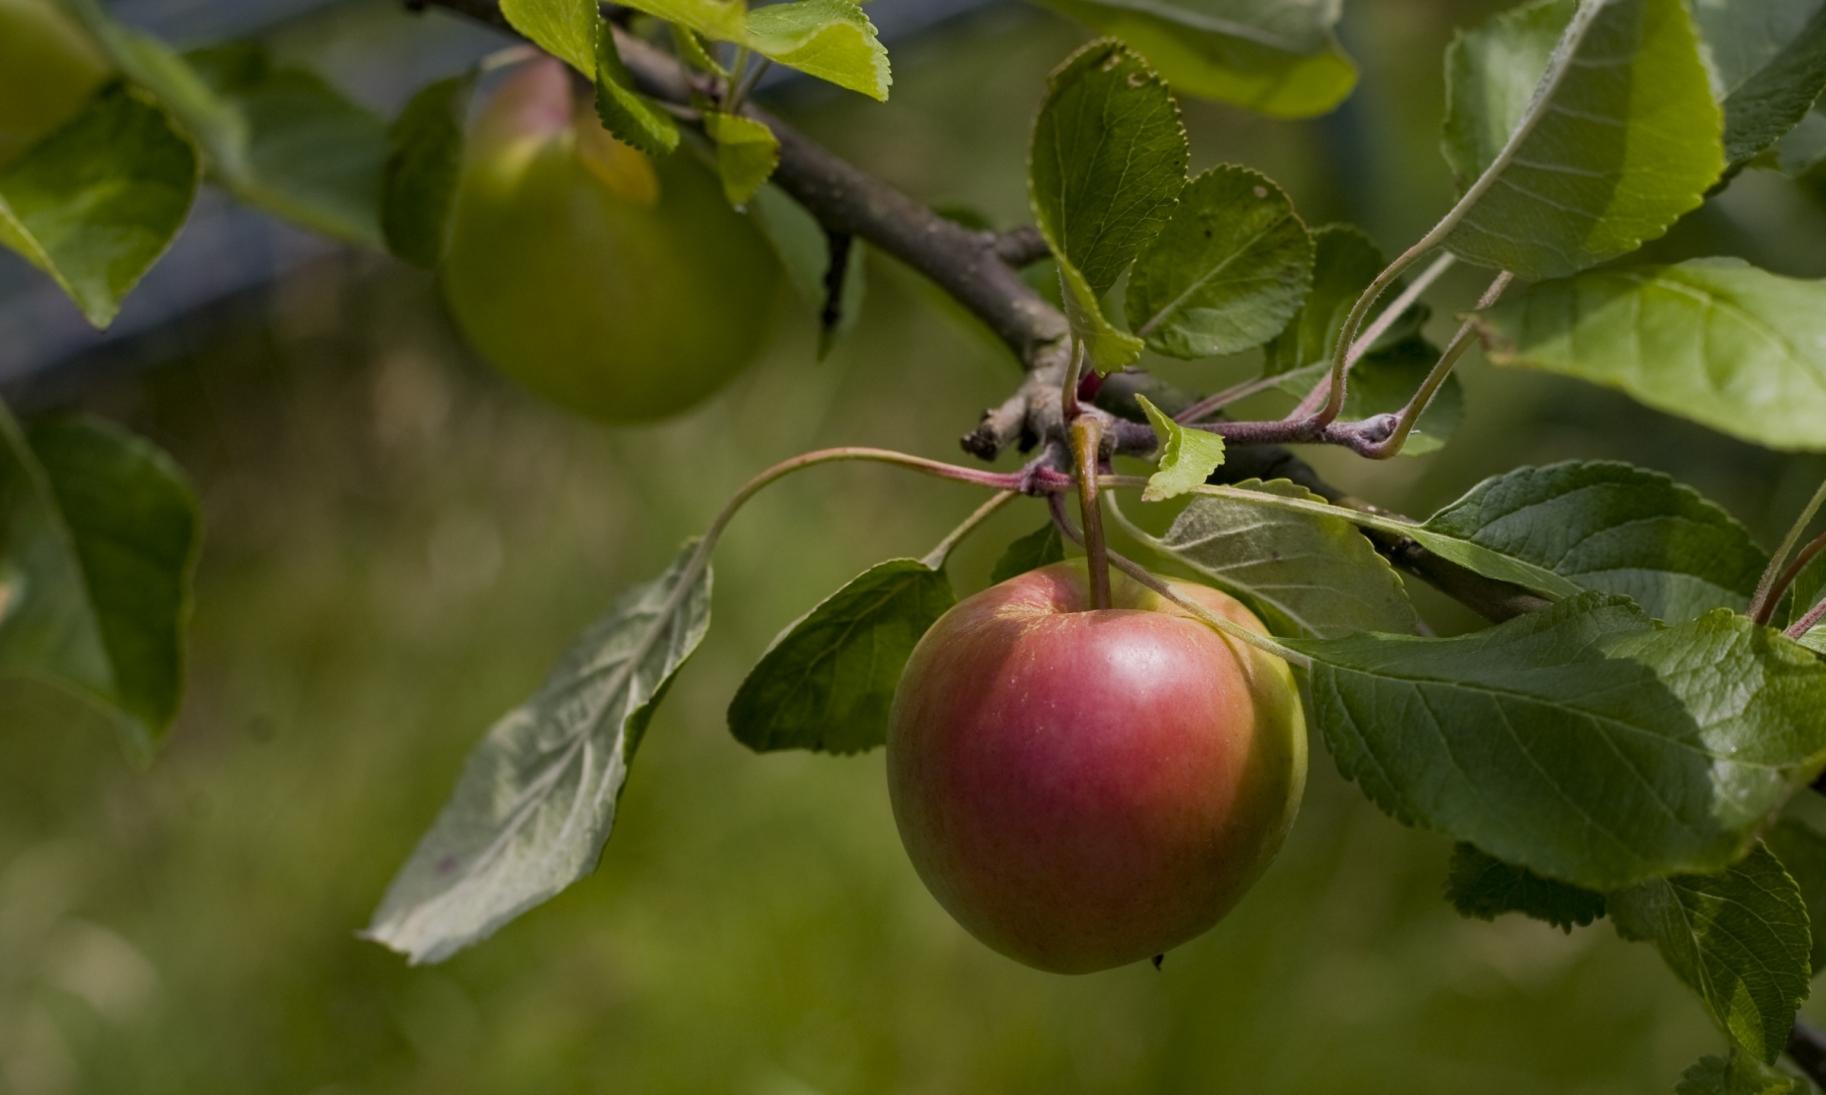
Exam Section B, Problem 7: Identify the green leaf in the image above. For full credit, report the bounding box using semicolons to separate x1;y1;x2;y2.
989;523;1066;585
1800;627;1826;656
1026;0;1356;118
501;0;600;75
1789;553;1826;631
1419;461;1769;622
670;23;729;76
1030;39;1188;373
745;0;892;102
0;407;201;757
1440;0;1724;279
1261;224;1382;376
621;0;891;99
1470;260;1826;452
0;83;198;328
1287;594;1826;891
1610;843;1810;1064
1125;165;1314;360
1140;479;1418;639
1764;817;1826;974
182;44;388;246
703;111;779;207
381;73;475;270
1445;843;1606;931
363;541;711;964
1678;1050;1809;1095
727;559;954;754
1692;0;1826;171
595;30;681;157
1135;394;1225;502
64;1;388;248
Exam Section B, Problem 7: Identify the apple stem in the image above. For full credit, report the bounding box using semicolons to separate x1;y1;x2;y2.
1048;495;1311;667
1071;417;1112;610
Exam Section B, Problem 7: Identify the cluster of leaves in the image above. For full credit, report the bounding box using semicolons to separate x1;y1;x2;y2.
9;0;1826;1089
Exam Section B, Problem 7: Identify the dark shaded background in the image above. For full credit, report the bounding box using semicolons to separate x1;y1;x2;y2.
5;1;1826;1091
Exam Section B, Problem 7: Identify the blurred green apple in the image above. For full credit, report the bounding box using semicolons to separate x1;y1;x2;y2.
0;0;111;169
441;57;781;424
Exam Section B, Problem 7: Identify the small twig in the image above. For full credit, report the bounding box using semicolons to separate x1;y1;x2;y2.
1362;270;1513;459
1176;371;1294;424
993;225;1050;267
1788;594;1826;640
1752;477;1826;625
1288;250;1458;423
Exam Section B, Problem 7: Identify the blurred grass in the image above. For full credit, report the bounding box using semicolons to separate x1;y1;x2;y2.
7;1;1826;1091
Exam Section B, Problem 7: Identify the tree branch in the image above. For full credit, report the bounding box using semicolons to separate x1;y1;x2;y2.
411;0;1558;624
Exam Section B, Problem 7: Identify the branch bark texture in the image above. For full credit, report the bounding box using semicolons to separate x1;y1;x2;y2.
415;0;1558;623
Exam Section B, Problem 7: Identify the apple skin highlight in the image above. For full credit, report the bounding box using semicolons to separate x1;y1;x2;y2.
887;560;1307;974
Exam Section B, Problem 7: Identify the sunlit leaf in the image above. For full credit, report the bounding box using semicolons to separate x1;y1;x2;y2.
1027;0;1356;118
1030;39;1188;373
1135;395;1225;502
746;0;891;102
1288;594;1826;891
728;559;954;754
1611;844;1809;1065
595;30;681;156
1126;166;1313;360
1471;259;1826;451
501;0;599;75
1441;0;1723;279
364;541;711;964
0;83;197;328
704;111;779;207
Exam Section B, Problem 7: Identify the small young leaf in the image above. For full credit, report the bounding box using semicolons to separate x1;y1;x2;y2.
1288;595;1826;892
1030;39;1189;373
745;0;892;102
0;406;201;758
1764;817;1826;974
1027;0;1356;118
1471;260;1826;452
382;72;475;269
1610;844;1810;1065
623;0;748;49
1135;394;1225;502
670;23;728;76
1141;479;1418;639
0;83;198;328
703;111;779;207
595;30;681;157
1125;165;1314;360
501;0;600;75
364;541;711;964
989;524;1066;586
1445;843;1606;931
1441;0;1724;279
1678;1050;1809;1095
727;559;954;754
183;43;389;247
1692;0;1826;171
1420;461;1769;622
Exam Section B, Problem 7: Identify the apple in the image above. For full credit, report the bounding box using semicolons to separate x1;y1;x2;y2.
441;57;780;424
886;559;1306;974
0;0;111;169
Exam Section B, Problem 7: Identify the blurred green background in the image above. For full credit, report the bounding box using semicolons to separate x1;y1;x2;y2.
6;1;1826;1092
